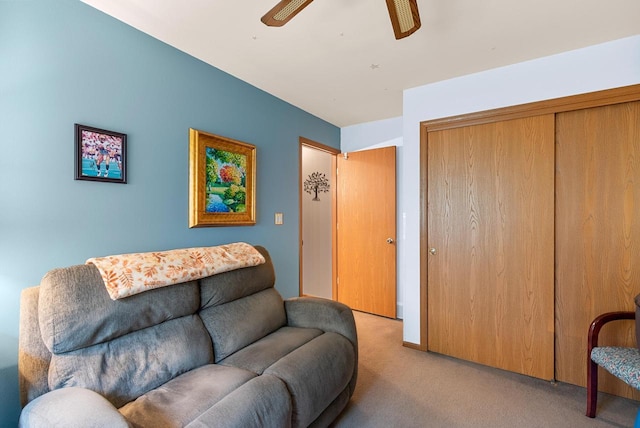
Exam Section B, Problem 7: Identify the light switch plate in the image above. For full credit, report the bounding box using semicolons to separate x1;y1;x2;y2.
275;212;283;225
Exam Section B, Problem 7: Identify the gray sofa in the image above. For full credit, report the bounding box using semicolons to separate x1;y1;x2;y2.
18;246;357;427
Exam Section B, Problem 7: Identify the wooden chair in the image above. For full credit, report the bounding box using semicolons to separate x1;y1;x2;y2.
586;311;640;417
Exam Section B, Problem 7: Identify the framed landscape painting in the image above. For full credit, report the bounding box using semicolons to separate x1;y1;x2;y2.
75;124;127;183
189;128;256;227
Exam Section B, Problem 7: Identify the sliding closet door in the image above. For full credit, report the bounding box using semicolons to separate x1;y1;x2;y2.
556;101;640;399
427;115;555;379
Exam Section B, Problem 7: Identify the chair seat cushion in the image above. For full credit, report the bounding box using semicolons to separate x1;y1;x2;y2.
591;346;640;389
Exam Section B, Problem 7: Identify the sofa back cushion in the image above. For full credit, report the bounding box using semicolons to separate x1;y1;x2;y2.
48;315;213;408
200;246;276;308
199;246;286;362
38;263;212;407
39;264;201;353
201;288;287;362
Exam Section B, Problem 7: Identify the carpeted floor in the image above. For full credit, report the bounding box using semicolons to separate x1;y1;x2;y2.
332;311;639;428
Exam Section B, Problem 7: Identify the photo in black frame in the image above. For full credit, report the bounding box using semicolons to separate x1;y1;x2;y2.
74;124;127;183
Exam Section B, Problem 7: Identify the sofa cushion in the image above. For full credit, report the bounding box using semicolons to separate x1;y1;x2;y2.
38;264;200;353
219;326;323;374
200;288;287;362
264;332;356;428
200;246;275;309
184;374;292;428
119;364;257;428
48;315;213;408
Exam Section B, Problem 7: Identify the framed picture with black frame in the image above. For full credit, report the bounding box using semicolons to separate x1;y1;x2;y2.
74;124;127;183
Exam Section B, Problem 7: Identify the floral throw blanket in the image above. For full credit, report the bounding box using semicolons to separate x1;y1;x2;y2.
86;242;265;300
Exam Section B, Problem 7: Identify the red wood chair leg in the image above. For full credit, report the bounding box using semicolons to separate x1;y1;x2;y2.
586;356;598;417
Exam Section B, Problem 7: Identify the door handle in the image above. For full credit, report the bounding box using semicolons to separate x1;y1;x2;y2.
387;238;395;244
429;248;437;255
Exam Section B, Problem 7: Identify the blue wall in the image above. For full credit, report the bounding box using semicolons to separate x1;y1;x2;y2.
0;1;339;425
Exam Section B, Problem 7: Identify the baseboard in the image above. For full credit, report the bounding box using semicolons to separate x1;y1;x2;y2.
402;341;427;351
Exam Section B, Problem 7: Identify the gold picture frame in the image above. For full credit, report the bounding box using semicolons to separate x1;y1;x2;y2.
189;128;256;227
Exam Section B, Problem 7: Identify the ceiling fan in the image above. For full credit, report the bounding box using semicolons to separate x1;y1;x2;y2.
261;0;421;40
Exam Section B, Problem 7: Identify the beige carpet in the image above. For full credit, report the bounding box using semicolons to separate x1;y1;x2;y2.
332;311;639;428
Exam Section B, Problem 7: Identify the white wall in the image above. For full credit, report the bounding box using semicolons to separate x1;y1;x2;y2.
301;146;334;299
343;34;640;344
341;116;403;151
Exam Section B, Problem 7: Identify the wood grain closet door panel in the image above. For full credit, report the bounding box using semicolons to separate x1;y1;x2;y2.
555;101;640;400
427;115;555;380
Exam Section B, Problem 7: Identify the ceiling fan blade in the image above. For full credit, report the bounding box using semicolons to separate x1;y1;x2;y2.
261;0;315;27
385;0;421;39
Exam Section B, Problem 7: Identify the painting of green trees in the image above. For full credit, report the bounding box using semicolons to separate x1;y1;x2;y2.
205;147;247;213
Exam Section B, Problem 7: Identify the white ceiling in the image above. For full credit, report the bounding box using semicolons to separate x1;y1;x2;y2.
81;0;640;127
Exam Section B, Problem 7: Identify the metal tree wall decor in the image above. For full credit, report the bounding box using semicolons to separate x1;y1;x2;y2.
304;171;330;201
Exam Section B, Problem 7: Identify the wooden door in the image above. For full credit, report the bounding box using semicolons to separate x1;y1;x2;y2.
427;115;555;379
337;147;397;318
555;101;640;399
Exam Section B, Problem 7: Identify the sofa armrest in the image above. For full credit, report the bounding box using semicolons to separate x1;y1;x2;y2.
284;297;357;349
20;387;129;428
284;297;359;395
